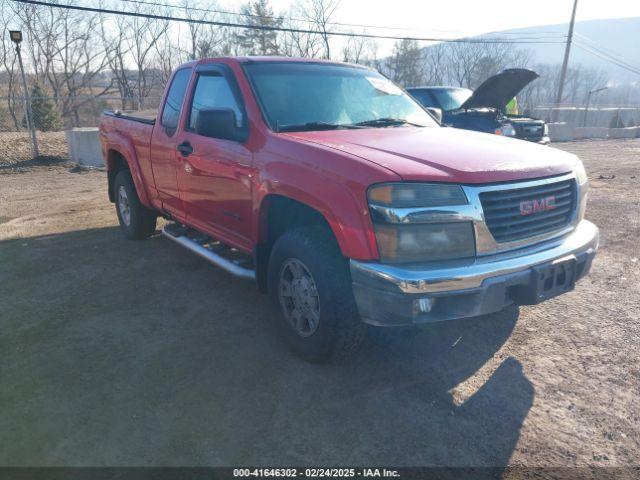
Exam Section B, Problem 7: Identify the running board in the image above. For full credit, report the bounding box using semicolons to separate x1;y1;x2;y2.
161;227;255;281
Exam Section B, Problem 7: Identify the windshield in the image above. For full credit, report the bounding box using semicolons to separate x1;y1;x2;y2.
430;88;473;111
244;62;438;131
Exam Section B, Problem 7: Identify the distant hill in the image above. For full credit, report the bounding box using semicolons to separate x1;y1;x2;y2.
486;17;640;81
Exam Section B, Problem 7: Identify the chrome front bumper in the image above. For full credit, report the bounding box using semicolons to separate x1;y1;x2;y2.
350;220;599;326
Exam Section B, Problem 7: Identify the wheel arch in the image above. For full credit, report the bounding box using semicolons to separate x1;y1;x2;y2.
106;149;130;202
254;194;342;293
103;136;151;207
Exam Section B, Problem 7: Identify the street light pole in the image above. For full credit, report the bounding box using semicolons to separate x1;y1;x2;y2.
9;30;39;158
583;86;608;127
553;0;579;123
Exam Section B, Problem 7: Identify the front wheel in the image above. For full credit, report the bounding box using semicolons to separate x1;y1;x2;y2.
267;227;365;362
114;170;157;240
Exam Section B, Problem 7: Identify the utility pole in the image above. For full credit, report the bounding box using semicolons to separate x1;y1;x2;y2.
553;0;579;123
9;30;39;158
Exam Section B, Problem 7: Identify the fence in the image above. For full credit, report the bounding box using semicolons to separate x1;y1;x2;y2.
0;95;161;167
2;93;640;167
532;106;640;129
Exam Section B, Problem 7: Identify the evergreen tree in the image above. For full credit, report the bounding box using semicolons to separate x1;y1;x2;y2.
28;85;62;132
388;39;424;87
235;0;282;55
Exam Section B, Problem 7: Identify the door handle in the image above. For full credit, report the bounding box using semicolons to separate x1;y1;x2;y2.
177;142;193;157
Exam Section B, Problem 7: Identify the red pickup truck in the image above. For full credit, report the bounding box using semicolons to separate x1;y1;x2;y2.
99;57;599;361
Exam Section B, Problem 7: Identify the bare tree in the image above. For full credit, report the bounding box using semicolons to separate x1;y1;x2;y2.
423;42;447;85
153;29;178;87
126;6;168;109
180;0;226;61
0;0;22;128
385;39;425;87
11;0;113;126
101;13;136;110
280;10;324;58
510;47;535;69
342;33;378;65
443;42;488;88
468;43;516;87
295;0;340;59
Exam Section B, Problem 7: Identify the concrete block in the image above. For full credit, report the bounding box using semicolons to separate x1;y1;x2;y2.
573;127;609;140
548;123;574;142
66;127;103;166
608;127;640;139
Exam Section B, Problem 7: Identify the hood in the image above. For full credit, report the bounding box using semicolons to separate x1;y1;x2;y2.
460;68;539;110
284;126;576;183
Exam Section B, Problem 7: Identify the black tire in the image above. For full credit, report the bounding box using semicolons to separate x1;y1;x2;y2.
267;226;366;362
114;170;157;240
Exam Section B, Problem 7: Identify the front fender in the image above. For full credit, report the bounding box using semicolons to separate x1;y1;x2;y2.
254;168;381;261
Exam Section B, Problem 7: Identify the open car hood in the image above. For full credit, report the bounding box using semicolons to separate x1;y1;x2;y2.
460;68;539;110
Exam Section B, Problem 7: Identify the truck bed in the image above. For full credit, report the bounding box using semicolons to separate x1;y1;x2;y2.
103;109;157;125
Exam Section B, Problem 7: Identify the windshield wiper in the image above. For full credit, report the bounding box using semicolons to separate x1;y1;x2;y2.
352;118;425;128
277;121;364;133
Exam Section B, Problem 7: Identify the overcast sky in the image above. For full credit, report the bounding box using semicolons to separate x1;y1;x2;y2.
218;0;640;56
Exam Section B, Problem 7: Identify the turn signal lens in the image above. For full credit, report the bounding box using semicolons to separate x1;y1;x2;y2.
368;184;393;205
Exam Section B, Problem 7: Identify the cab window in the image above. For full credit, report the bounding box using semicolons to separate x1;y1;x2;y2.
160;68;191;132
188;73;244;130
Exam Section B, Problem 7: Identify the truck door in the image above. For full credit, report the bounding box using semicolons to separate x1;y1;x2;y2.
176;65;254;251
150;67;192;219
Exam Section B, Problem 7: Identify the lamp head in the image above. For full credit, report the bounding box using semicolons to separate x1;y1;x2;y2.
9;30;22;44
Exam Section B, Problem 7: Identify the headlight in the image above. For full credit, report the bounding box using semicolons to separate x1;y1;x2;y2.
368;183;475;263
373;222;475;263
495;124;516;137
368;183;467;208
574;159;588;185
574;159;589;222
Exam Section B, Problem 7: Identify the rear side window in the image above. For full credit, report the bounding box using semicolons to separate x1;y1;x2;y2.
161;68;191;132
189;73;244;130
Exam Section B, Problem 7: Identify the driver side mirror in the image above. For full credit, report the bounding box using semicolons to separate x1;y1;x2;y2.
426;107;443;124
195;108;246;142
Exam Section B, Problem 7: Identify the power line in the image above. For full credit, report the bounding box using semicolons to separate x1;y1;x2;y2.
114;0;568;39
574;32;640;72
575;42;640;75
13;0;569;44
574;42;640;76
114;0;565;39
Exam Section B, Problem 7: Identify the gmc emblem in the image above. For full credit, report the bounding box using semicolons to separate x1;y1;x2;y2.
520;196;556;215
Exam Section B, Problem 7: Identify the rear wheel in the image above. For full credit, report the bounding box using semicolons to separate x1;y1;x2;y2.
268;227;365;362
114;170;157;240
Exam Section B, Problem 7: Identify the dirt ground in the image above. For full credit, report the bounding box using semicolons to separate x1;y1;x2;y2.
0;131;69;166
0;139;639;471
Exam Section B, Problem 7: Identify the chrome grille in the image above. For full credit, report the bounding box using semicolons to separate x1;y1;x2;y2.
480;178;577;243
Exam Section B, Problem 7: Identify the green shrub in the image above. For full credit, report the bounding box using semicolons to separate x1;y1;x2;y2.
27;85;63;131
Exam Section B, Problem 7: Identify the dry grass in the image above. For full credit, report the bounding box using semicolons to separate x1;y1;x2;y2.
0;131;68;166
